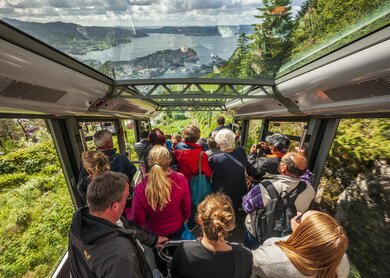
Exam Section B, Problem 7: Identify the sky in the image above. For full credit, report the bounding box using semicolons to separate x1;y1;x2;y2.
0;0;304;27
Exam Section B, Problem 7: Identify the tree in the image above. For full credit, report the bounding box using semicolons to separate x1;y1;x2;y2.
250;0;294;77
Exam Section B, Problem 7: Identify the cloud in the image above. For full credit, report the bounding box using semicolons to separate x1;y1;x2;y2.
0;0;304;26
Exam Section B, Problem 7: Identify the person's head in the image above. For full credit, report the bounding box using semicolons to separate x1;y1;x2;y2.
197;138;207;149
207;137;219;150
216;116;225;126
182;124;200;143
93;130;113;150
276;211;349;277
149;128;166;146
278;152;307;178
197;193;235;241
265;133;290;153
215;128;236;151
165;134;172;140
87;171;129;222
146;145;172;211
81;151;110;178
140;130;149;139
172;134;181;144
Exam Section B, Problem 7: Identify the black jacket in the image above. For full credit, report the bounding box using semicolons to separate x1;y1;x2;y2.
134;139;152;161
69;207;156;278
246;154;280;180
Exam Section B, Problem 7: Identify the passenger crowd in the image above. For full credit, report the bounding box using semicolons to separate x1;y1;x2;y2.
69;116;350;278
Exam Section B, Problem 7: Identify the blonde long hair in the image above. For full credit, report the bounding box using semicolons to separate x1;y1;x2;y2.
82;151;110;178
275;211;349;278
146;145;172;211
197;193;235;241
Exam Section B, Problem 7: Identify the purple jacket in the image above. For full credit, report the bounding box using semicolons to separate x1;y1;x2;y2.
129;171;192;236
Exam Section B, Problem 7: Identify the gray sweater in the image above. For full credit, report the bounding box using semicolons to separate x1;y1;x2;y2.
251;237;350;278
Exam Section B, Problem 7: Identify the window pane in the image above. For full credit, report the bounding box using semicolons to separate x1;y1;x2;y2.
0;119;73;277
317;118;390;278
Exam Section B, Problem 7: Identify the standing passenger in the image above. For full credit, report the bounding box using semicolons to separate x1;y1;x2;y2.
76;151;110;206
209;115;228;136
174;124;212;186
170;193;253;278
209;129;248;211
174;125;212;228
130;145;191;276
69;172;166;278
144;128;177;172
134;130;152;162
79;130;137;182
251;211;350;278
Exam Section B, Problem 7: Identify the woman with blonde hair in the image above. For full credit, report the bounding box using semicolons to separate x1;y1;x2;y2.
77;151;110;205
251;211;350;278
130;145;191;276
170;193;253;278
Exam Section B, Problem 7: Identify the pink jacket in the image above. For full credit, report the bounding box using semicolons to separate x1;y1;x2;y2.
129;170;192;236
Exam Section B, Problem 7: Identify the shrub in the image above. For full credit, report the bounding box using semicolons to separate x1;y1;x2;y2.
0;141;59;175
0;173;29;190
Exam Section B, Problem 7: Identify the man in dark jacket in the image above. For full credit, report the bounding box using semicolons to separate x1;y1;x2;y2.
69;172;167;277
134;130;152;162
79;130;137;180
246;133;290;180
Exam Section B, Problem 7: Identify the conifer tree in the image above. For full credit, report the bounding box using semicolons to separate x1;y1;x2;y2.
250;0;293;77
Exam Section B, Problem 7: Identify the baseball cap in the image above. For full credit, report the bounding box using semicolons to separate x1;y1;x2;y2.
265;133;290;152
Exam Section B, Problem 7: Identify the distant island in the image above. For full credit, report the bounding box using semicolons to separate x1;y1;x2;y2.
1;18;244;78
2;18;148;55
81;48;227;79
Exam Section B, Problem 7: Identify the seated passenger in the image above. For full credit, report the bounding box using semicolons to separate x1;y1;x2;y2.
69;171;167;278
129;145;191;276
209;129;248;211
170;193;253;278
251;210;350;278
76;150;110;206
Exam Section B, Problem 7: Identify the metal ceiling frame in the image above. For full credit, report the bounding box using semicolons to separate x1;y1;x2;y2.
112;78;276;111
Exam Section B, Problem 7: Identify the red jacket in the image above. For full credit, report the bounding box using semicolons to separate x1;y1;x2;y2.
174;142;212;185
129;171;191;236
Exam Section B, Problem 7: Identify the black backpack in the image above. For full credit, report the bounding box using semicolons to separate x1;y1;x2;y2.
251;180;307;244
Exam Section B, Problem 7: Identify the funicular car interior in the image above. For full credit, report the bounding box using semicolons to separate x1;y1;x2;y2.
0;2;389;276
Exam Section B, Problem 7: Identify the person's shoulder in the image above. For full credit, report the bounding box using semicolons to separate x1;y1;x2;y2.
171;171;187;183
230;242;251;254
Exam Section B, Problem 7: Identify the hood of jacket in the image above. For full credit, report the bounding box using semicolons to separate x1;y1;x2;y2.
70;207;121;249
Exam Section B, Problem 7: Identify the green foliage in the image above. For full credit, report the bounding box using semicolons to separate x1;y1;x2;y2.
250;0;293;76
172;112;187;120
0;172;29;190
0;141;59;175
323;119;390;189
0;136;73;277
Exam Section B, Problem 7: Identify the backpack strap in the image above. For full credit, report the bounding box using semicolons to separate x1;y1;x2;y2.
284;180;307;200
261;180;279;199
224;152;245;170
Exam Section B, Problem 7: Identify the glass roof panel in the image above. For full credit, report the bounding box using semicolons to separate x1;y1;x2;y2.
1;1;388;81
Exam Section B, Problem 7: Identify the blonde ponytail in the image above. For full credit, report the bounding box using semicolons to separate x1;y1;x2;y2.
146;145;172;211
